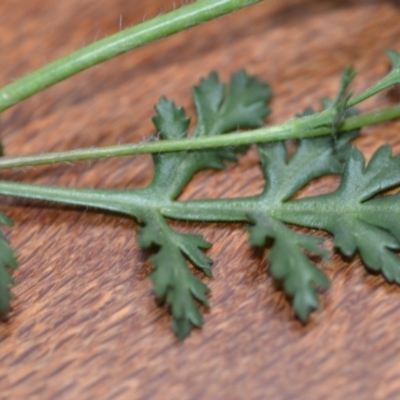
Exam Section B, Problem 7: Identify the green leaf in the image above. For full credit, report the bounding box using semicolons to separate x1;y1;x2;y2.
282;146;400;283
329;66;357;137
0;213;17;315
148;71;273;200
387;49;400;72
247;117;357;321
193;70;272;137
2;58;400;338
136;70;272;339
332;66;357;108
335;145;400;201
320;147;400;282
138;212;211;340
149;97;232;199
295;67;358;136
258;130;357;203
152;96;190;140
248;214;329;322
258;99;359;203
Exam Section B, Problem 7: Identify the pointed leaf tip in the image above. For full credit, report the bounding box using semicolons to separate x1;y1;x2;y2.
387;49;400;71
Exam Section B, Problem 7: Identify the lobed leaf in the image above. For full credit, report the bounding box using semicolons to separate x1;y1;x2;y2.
337;145;400;201
0;213;17;315
320;146;400;282
193;70;272;137
258;130;357;203
137;71;272;339
152;96;190;140
248;214;329;322
138;213;211;339
282;146;400;284
148;71;273;201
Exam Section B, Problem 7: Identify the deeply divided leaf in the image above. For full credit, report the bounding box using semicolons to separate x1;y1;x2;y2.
282;146;400;284
4;57;400;340
193;70;272;137
137;71;272;338
0;213;17;315
248;214;329;322
138;212;211;340
148;71;273;200
245;110;360;321
258;129;358;202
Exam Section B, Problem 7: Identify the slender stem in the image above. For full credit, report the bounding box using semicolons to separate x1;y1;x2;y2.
0;0;261;112
348;69;400;107
0;105;399;170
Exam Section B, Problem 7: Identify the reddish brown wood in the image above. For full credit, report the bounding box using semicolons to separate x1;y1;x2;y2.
1;0;400;398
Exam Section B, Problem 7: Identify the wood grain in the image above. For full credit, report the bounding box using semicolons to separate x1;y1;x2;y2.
1;0;400;398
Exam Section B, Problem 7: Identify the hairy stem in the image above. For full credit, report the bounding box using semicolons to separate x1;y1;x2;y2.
348;67;400;107
0;0;261;112
0;105;399;170
0;178;254;221
0;175;397;236
0;181;159;217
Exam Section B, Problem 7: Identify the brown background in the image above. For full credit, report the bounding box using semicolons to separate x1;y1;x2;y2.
0;0;400;398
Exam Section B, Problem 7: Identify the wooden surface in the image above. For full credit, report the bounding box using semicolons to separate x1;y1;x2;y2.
1;0;400;398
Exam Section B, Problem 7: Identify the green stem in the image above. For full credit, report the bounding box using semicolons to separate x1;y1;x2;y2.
0;105;399;170
348;68;400;107
0;171;397;227
0;178;253;221
0;181;155;217
0;0;261;112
